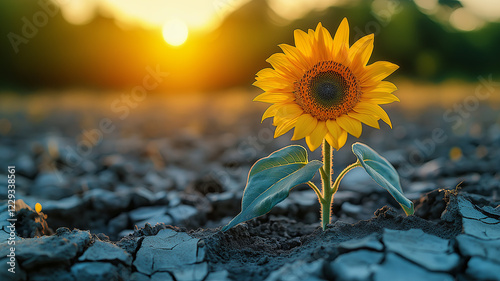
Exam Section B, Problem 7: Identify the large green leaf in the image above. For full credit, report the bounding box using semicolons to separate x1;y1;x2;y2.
222;145;322;231
352;142;414;216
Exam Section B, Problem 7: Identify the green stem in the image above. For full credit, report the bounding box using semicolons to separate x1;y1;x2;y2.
320;139;332;230
319;140;362;231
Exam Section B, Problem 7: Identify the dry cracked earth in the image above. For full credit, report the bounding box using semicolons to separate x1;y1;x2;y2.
0;92;499;281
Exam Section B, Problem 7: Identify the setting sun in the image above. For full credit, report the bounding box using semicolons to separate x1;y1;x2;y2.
162;19;189;46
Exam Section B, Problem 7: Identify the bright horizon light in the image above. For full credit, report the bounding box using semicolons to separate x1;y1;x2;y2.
56;0;249;30
162;19;189;46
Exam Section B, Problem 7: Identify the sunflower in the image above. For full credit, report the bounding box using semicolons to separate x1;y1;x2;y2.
253;18;399;151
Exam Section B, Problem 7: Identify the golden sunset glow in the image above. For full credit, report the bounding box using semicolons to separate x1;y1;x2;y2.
162;19;189;46
57;0;250;32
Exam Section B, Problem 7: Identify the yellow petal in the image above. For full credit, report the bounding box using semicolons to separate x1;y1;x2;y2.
253;77;293;92
332;18;349;59
348;34;374;73
292;114;317;140
326;119;342;139
253;92;295;103
305;121;327;151
253;80;291;93
275;103;303;120
256;68;282;79
336;115;362;138
274;116;299;138
336;130;348;149
279;44;310;71
294;29;312;57
266;53;303;80
348;111;380;129
362;81;397;93
308;29;315;39
261;103;281;122
360;61;399;85
317;22;334;53
308;29;316;49
325;133;340;150
315;22;331;61
273;109;297;126
361;93;400;104
353;103;392;128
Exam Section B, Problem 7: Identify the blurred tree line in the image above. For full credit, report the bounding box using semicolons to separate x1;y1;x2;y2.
1;0;499;93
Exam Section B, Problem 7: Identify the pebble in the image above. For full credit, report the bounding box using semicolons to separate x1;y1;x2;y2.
84;188;129;212
333;190;359;203
97;170;118;188
407;182;437;193
168;204;199;224
341;168;379;193
107;213;129;237
341;202;364;217
207;192;235;212
289;190;320;213
145;171;174;192
167;191;181;207
193;172;225;195
164;166;195;190
31;172;73;199
129;206;168;223
42;195;84;213
14;154;37;178
78;175;104;190
78;240;132;266
116;185;156;208
415;159;443;179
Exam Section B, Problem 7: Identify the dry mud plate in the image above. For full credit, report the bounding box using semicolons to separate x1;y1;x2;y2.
1;189;500;281
0;98;499;280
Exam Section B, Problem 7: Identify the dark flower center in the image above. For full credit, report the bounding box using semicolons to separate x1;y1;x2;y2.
310;71;347;107
294;60;361;121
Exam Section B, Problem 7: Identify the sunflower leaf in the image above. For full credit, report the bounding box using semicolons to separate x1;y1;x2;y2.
222;145;322;232
351;142;414;216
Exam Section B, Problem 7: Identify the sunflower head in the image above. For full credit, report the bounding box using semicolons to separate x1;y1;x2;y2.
253;18;399;151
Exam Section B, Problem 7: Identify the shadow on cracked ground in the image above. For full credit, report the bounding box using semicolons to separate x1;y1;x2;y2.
0;88;499;280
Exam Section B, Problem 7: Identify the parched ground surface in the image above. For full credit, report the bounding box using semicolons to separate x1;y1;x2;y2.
0;88;499;280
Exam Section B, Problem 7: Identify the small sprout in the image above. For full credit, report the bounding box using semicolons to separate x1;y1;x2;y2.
35;202;42;213
449;146;463;161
